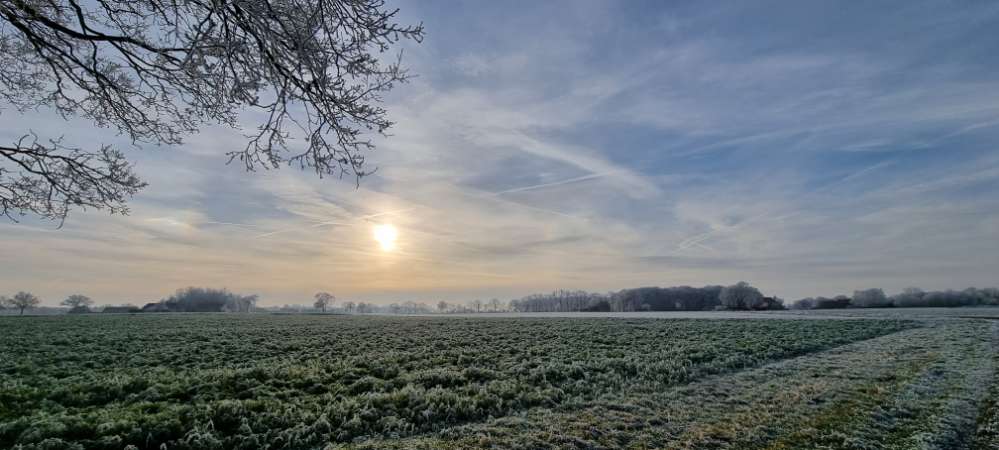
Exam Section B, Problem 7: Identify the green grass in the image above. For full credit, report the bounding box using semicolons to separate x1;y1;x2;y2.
0;314;995;449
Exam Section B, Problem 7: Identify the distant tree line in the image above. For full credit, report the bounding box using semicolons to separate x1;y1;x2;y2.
4;284;999;316
0;287;260;315
0;292;89;315
792;287;999;310
0;283;784;316
259;299;436;315
508;282;784;312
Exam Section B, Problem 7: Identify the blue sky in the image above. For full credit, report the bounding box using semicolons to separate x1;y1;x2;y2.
3;0;999;305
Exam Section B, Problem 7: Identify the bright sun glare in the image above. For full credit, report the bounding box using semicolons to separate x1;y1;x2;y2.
373;224;398;251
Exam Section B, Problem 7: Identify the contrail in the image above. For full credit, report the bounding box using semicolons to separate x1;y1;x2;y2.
934;118;999;142
443;173;607;221
460;190;586;220
254;228;300;238
254;207;418;239
355;208;418;222
309;221;351;228
202;221;262;229
820;160;896;189
493;172;613;195
676;160;895;251
677;211;771;250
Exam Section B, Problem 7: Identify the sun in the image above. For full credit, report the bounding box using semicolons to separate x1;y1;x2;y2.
372;224;398;251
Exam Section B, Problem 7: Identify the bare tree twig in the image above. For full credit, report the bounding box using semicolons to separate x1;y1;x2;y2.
0;133;146;224
0;0;423;222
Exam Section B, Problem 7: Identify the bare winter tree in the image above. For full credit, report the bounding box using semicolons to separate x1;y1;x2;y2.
313;291;334;313
0;0;423;222
8;291;41;315
61;293;93;309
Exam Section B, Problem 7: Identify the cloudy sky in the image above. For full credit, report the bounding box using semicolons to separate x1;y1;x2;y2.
3;0;999;306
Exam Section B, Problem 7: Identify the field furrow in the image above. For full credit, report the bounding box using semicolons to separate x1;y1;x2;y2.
342;321;997;449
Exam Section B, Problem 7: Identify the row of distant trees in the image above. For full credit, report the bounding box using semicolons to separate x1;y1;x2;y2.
492;284;999;313
792;287;999;310
507;282;784;312
0;288;259;315
0;287;406;316
0;292;93;315
6;284;999;316
310;292;509;315
270;297;437;314
269;285;999;314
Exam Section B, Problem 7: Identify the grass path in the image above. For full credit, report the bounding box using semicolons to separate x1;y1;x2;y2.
340;321;998;449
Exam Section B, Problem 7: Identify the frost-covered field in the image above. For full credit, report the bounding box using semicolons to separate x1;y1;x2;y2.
1;312;996;449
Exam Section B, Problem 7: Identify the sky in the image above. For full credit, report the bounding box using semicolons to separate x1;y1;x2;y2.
3;0;999;306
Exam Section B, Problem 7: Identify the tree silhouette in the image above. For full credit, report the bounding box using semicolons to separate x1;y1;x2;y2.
313;292;334;313
61;294;93;309
9;291;40;315
0;0;423;222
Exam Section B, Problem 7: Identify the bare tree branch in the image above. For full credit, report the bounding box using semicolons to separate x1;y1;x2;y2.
0;0;423;222
0;133;145;223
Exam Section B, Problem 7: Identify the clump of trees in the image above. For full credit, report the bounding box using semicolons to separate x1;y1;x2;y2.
150;287;258;313
612;286;728;311
720;282;759;310
793;287;999;309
